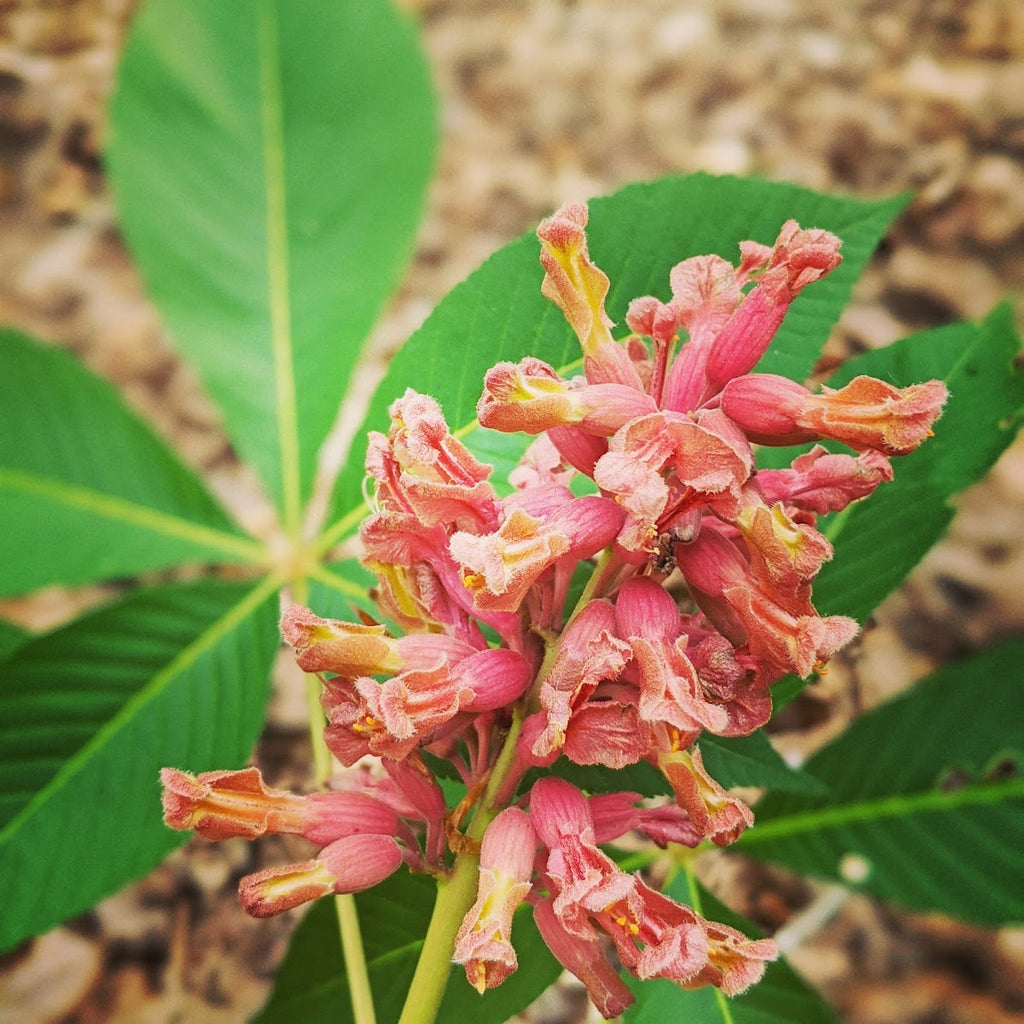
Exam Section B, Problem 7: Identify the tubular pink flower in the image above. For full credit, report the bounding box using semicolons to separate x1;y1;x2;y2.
660;254;745;412
756;445;894;514
320;643;531;764
159;766;400;845
388;389;493;488
280;604;402;676
537;202;643;388
367;390;500;532
450;494;624;613
614;577;769;739
593;409;753;553
531;778;711;991
477;358;656;436
453;808;537;992
703;222;841;396
675;526;858;677
238;833;403;918
732;490;834;590
725;579;860;678
533;898;635;1019
720;373;949;455
655;746;754;846
532;599;632;760
592;413;676;550
686;919;779;996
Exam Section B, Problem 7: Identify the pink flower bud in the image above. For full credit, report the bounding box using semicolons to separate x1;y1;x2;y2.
626;294;680;345
537;203;644;389
721;373;948;455
757;445;893;514
238;833;402;917
453;807;537;992
281;604;401;676
159;766;400;846
703;222;842;394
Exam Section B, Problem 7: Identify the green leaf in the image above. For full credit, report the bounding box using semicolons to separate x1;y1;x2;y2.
0;620;28;662
325;175;908;529
0;578;279;951
812;305;1024;623
0;330;260;595
256;867;561;1024
108;0;437;527
304;558;382;624
702;734;828;797
625;873;838;1023
735;638;1024;926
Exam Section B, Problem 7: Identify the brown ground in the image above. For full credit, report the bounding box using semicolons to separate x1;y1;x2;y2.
1;1;1023;1022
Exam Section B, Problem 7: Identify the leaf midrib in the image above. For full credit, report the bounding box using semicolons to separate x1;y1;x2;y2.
737;776;1024;846
0;467;265;563
257;0;302;539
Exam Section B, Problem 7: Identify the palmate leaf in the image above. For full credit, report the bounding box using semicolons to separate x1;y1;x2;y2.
325;175;908;527
255;868;561;1024
0;330;260;595
0;578;279;952
734;639;1024;926
108;0;437;528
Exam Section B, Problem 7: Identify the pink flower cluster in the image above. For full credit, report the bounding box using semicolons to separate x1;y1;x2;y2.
160;203;946;1016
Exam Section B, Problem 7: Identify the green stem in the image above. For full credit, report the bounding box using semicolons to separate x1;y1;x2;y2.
396;847;486;1024
397;710;525;1024
288;574;367;1018
336;894;377;1024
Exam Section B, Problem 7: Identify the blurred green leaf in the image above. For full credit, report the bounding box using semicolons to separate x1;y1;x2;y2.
326;175;908;529
0;620;28;663
0;330;259;595
256;867;561;1024
0;579;279;951
737;638;1024;926
108;0;437;525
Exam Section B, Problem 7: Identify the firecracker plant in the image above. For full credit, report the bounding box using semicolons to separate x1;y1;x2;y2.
1;3;1022;1024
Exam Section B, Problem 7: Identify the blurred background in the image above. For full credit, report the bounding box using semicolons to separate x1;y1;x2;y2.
0;0;1022;1020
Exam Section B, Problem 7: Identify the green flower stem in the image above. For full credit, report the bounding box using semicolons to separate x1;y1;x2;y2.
396;842;488;1024
290;572;370;1018
336;893;377;1024
305;672;333;786
397;709;525;1024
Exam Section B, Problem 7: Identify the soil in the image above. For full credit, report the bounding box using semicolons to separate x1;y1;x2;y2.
0;1;1022;1022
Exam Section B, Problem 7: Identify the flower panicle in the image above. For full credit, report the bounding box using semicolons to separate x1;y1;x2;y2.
159;202;947;1019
